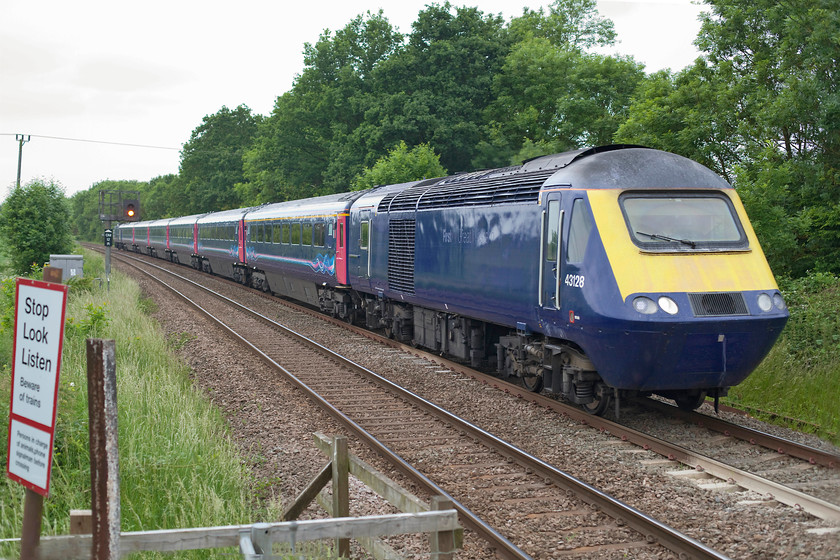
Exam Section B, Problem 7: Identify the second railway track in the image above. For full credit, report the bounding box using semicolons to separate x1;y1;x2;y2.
103;247;840;559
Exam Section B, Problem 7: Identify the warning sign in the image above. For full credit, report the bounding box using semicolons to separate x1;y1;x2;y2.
6;278;68;495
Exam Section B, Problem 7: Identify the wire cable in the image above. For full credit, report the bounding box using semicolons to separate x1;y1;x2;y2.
1;132;179;151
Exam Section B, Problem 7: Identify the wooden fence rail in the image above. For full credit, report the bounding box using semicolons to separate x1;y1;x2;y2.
35;510;460;559
13;434;462;559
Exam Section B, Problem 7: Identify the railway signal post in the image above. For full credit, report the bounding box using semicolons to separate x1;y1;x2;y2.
99;190;140;292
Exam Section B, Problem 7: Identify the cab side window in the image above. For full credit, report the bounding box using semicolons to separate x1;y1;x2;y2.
567;199;593;263
360;221;370;250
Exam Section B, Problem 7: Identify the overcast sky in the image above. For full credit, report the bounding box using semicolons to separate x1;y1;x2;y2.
0;0;706;199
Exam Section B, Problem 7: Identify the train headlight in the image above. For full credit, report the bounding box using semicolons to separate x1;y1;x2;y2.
633;296;658;314
757;293;773;312
658;296;679;315
773;292;787;310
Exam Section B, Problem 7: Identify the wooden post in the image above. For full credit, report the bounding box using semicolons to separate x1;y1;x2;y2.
70;510;93;535
331;436;349;557
42;266;63;284
86;339;120;560
429;496;456;560
20;488;44;560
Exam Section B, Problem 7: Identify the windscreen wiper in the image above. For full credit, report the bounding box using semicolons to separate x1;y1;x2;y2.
636;231;696;248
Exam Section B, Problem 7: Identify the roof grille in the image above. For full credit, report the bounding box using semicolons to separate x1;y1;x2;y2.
688;292;749;316
388;219;415;294
380;168;557;212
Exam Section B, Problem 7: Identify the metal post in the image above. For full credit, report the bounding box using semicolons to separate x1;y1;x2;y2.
105;221;111;293
15;134;31;189
86;339;120;560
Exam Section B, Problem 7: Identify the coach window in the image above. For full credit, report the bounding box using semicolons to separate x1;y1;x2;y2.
272;224;281;244
360;221;370;250
313;222;325;247
545;201;560;262
291;222;301;245
281;223;290;244
303;223;313;246
567;199;593;263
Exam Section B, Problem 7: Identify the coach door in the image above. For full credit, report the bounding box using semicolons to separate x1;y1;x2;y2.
238;219;246;263
335;214;348;285
350;209;372;283
539;195;564;310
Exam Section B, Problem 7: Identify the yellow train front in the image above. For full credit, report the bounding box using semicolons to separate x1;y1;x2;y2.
526;146;789;413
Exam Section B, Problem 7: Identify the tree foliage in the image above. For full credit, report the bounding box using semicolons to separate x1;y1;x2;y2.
1;179;74;275
179;105;261;213
353;142;447;190
617;0;840;276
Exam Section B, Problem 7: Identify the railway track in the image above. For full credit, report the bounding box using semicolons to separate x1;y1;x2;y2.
106;249;730;559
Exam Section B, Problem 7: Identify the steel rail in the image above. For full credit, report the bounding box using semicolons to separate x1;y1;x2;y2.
427;362;840;523
637;398;840;469
112;254;531;560
112;251;730;560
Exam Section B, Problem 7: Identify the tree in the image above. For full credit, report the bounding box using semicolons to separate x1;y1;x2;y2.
353;3;510;174
142;175;182;219
180;105;261;213
614;64;742;183
244;11;404;199
486;38;644;165
0;179;73;275
68;180;149;242
617;0;840;276
353;141;447;190
695;0;840;275
507;0;615;49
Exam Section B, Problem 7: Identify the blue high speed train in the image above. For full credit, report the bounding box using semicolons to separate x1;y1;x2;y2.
116;145;789;415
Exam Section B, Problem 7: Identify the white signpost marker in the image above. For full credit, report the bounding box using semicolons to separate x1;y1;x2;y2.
6;278;68;559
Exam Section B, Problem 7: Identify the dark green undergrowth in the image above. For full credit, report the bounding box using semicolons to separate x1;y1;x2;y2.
1;250;287;558
724;272;840;444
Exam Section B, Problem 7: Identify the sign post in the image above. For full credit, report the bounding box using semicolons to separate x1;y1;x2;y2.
6;278;69;559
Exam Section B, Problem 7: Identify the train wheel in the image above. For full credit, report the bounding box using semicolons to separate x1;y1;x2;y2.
581;383;612;416
522;372;543;392
674;391;707;411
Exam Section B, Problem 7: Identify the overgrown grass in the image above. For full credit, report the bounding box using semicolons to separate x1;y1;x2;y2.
724;272;840;444
0;250;283;558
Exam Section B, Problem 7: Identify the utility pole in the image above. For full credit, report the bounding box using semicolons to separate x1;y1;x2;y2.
15;134;31;188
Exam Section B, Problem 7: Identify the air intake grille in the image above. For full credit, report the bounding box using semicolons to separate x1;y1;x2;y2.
688;292;749;316
380;168;558;212
388;219;415;294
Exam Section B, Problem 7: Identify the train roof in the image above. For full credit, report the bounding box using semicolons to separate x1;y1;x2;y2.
169;213;208;226
245;190;368;221
146;218;172;228
196;207;255;224
116;220;151;229
374;146;731;213
349;180;431;214
540;146;731;191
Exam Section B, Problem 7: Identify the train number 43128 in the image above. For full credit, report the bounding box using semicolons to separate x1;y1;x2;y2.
564;274;585;288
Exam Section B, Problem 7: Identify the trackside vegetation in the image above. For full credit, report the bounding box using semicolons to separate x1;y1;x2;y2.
724;273;840;445
0;251;283;559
